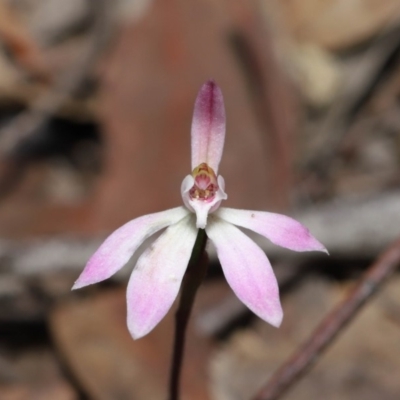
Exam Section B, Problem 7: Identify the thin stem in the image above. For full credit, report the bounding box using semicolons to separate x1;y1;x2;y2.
168;229;208;400
252;237;400;400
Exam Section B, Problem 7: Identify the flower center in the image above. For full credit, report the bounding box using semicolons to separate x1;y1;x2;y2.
189;163;218;202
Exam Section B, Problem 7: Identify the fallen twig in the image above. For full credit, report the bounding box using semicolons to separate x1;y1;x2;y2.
252;236;400;400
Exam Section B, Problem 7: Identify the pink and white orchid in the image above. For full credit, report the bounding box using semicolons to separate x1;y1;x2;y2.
73;80;326;339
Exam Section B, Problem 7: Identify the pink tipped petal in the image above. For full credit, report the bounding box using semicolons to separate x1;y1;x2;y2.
72;207;190;289
191;80;226;172
206;218;283;327
216;208;327;253
127;216;197;339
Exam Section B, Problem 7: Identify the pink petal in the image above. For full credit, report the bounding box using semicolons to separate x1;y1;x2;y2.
191;80;226;172
72;207;189;289
216;208;327;253
206;218;283;327
127;215;197;339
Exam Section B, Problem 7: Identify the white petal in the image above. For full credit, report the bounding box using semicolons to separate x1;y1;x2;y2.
181;174;195;212
206;217;283;327
72;207;190;289
127;215;198;339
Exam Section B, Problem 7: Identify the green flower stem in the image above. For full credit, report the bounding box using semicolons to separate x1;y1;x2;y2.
168;228;208;400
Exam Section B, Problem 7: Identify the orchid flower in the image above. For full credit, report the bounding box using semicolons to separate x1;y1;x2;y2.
73;80;327;339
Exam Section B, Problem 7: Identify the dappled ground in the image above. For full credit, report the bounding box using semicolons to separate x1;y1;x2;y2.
0;0;400;399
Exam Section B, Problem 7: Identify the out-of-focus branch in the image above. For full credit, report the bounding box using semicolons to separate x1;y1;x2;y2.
252;236;400;400
303;23;400;178
227;1;297;210
0;0;49;80
0;0;113;155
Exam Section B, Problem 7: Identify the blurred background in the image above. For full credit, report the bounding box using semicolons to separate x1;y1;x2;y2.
0;0;400;399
